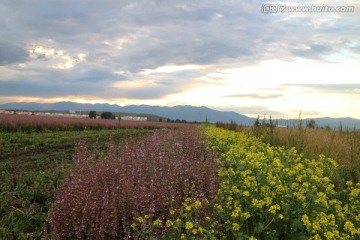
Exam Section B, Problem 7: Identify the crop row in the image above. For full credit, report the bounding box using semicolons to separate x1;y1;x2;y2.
200;126;360;239
46;126;360;239
136;126;360;239
48;126;218;239
0;114;181;132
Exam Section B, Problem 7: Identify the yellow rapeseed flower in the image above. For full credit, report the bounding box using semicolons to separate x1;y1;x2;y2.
153;219;162;226
231;207;241;218
268;204;281;214
344;221;357;235
185;221;194;230
350;188;360;198
252;199;265;208
242;212;251;219
166;220;173;228
136;216;144;223
194;200;202;209
232;185;240;193
301;214;311;229
232;223;240;231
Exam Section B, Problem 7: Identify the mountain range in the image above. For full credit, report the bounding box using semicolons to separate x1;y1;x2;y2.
1;101;359;129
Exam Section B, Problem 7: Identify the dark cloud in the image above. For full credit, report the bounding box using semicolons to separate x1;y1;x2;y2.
1;0;269;71
0;43;29;65
292;42;333;59
0;0;358;101
0;80;102;98
0;76;194;100
76;68;127;82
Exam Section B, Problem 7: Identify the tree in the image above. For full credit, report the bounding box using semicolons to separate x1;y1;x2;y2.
254;116;260;127
100;112;115;119
89;111;97;119
306;119;316;129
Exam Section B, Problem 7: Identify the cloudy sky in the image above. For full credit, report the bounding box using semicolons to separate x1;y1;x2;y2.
0;0;359;118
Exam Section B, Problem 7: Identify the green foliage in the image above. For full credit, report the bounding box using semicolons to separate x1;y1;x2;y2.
88;110;97;119
252;115;277;146
151;126;360;239
100;111;115;119
2;121;360;239
247;118;360;182
203;126;360;239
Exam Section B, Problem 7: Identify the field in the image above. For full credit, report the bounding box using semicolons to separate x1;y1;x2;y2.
0;114;359;239
0;114;179;132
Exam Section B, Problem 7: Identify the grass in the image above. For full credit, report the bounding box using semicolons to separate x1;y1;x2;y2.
216;120;360;182
262;127;360;182
0;128;153;239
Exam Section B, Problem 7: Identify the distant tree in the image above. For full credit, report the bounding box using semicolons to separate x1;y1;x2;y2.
89;111;97;119
205;115;209;123
159;118;162;122
254;116;260;127
262;114;266;126
229;120;238;131
338;122;343;133
101;112;115;119
167;118;170;122
306;119;316;129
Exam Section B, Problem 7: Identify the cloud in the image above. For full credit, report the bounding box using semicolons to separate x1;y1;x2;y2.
0;43;29;65
0;0;359;118
2;0;354;73
292;42;333;59
0;80;101;98
286;83;360;93
223;93;283;99
76;67;126;82
222;105;285;117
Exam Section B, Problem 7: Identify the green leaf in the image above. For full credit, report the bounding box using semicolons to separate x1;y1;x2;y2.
289;232;308;240
290;219;304;231
254;222;265;233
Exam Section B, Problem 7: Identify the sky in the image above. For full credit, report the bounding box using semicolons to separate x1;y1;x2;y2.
0;0;359;119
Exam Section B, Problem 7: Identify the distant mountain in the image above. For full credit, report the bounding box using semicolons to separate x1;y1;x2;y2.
121;105;255;125
274;117;360;130
0;101;254;125
1;101;360;129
